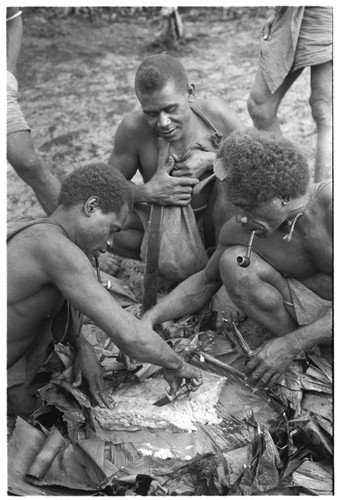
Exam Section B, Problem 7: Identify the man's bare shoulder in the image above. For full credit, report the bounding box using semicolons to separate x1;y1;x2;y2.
218;217;247;246
9;223;88;270
307;180;332;231
194;98;243;134
115;108;151;138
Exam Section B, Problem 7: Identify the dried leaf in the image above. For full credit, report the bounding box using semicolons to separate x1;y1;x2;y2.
292;459;333;495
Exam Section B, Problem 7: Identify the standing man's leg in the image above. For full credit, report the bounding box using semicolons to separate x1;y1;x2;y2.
309;61;332;182
7;8;61;215
247;67;303;136
7;131;60;215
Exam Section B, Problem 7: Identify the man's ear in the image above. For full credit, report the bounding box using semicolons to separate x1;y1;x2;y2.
280;194;291;206
187;83;195;102
84;196;100;216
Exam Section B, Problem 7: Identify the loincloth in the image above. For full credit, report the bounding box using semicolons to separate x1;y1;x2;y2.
292;7;333;73
260;7;332;93
7;70;30;135
285;277;331;326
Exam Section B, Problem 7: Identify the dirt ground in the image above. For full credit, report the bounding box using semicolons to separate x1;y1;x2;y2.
7;7;318;348
7;7;316;223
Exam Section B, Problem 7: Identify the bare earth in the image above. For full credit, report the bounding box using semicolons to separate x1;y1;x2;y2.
6;7;318;352
7;8;315;222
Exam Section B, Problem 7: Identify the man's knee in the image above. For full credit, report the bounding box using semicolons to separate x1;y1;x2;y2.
219;247;253;293
247;91;274;129
309;92;332;130
7;384;38;418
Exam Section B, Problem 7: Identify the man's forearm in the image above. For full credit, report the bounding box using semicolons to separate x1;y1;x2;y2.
290;308;332;354
143;270;220;327
129;181;152;204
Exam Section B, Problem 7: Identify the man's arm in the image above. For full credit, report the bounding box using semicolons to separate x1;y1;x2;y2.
7;7;23;77
142;243;224;327
246;307;332;388
40;236;201;385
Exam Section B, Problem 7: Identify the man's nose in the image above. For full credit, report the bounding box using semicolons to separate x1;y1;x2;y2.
158;112;171;127
106;239;113;249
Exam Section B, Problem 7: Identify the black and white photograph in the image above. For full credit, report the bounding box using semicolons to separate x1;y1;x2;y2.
6;4;333;496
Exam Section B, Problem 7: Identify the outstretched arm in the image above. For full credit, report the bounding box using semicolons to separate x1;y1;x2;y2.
142;244;224;327
41;236;202;390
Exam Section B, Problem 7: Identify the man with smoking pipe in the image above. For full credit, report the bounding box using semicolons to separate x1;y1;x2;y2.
141;128;332;387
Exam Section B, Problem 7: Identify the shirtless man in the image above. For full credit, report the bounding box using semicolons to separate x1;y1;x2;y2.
141;129;332;387
7;163;202;418
109;53;243;265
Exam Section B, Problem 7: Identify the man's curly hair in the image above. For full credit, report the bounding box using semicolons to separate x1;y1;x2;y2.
217;128;310;202
135;54;188;96
59;163;133;213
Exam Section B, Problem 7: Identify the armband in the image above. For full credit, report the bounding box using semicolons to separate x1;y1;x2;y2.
7;10;22;22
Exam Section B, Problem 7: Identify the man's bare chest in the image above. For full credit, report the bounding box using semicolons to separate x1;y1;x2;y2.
139;124;219;181
253;226;330;279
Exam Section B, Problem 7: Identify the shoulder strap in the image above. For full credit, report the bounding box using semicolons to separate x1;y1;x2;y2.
7;218;70;243
190;104;221;135
7;219;49;242
314;179;332;197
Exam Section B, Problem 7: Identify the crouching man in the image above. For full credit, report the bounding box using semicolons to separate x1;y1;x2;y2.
7;163;202;417
141;129;332;387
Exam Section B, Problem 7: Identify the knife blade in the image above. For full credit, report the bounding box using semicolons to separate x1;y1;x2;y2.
153;383;191;407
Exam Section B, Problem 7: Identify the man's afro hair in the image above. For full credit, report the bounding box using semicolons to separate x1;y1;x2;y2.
59;162;133;213
217;128;310;202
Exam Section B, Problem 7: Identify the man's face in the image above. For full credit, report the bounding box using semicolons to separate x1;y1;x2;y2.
79;203;129;260
137;81;191;142
228;192;286;238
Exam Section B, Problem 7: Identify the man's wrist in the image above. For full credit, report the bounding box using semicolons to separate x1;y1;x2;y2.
133;182;152;203
287;331;307;356
164;356;185;373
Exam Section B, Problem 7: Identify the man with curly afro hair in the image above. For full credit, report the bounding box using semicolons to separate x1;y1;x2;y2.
141;129;332;389
7;162;202;418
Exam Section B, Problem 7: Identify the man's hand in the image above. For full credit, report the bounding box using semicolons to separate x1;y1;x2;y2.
261;10;277;40
245;335;299;388
146;155;199;206
163;359;203;395
73;340;110;408
171;150;215;179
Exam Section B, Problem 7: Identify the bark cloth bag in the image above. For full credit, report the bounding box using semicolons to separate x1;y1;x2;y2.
141;139;208;286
